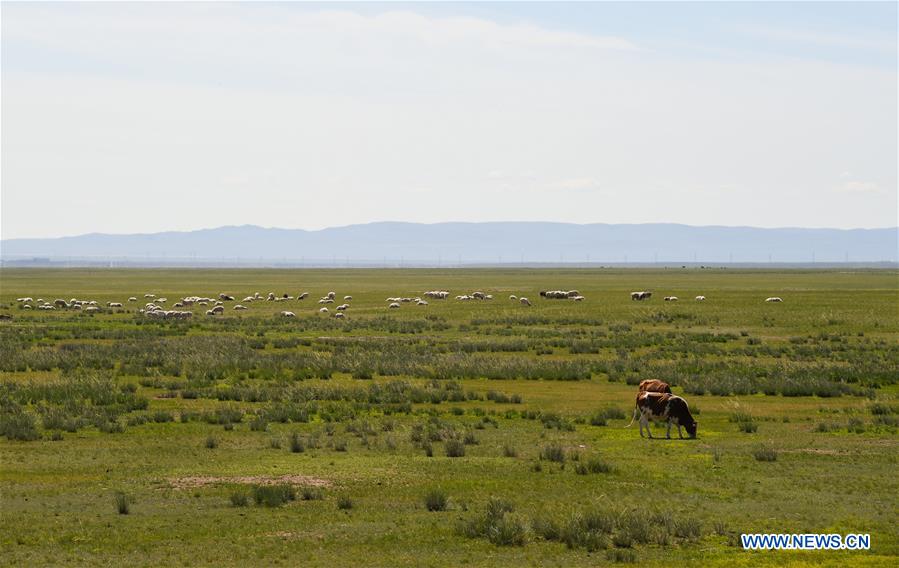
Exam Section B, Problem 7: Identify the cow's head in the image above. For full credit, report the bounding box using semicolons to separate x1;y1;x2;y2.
685;420;697;438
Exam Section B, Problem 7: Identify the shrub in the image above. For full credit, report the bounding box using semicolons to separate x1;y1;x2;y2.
445;439;466;457
488;512;530;546
531;515;562;541
502;444;518;458
589;414;608;427
337;495;354;510
540;442;565;463
249;416;268;432
561;509;614;551
423;441;433;457
424;489;449;511
333;439;348;452
99;421;125;434
230;491;249;507
114;492;130;515
252;484;296;507
738;421;758;433
1;411;40;441
753;446;778;462
460;498;528;546
301;486;323;501
205;435;218;449
152;410;174;423
289;432;305;453
269;436;282;449
674;517;702;539
463;431;479;445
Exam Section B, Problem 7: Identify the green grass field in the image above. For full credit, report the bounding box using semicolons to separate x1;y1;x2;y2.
1;268;897;566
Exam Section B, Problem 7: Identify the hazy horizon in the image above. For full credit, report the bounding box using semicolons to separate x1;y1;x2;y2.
4;220;899;242
2;2;897;239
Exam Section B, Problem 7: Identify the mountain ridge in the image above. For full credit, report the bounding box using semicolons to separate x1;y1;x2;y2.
2;222;897;264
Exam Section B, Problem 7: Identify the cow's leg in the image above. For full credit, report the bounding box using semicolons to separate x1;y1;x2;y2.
666;420;672;439
677;424;684;439
638;415;645;438
641;415;653;439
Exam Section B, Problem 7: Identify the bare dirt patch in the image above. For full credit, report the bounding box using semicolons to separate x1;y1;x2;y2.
168;474;331;490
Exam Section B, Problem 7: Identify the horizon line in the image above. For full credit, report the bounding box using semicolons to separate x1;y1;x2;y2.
4;220;898;241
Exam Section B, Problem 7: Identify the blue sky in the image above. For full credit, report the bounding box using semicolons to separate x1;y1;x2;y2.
2;2;896;238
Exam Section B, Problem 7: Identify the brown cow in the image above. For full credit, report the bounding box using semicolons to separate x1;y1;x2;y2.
638;379;672;394
632;392;697;439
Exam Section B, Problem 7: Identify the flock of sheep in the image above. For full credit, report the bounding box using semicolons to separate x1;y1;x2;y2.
11;289;786;319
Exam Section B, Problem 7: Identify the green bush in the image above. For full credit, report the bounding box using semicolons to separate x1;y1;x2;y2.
540;442;565;463
252;484;296;507
424;489;448;512
230;491;249;507
445;439;466;457
114;492;130;515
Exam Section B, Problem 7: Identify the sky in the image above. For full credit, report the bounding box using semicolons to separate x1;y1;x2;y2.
1;1;896;239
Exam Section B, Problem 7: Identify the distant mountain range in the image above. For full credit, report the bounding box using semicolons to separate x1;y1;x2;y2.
2;223;896;266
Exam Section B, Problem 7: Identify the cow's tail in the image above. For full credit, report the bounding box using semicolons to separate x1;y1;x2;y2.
625;406;638;428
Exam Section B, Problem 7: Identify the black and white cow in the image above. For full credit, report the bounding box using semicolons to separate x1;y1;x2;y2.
631;392;697;439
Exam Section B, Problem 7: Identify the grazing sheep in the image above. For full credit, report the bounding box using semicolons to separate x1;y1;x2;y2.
509;295;517;301
765;297;783;303
631;291;652;301
298;292;309;300
333;312;345;319
128;297;137;302
327;292;336;300
219;294;235;301
22;304;33;310
319;307;330;313
234;304;248;310
388;302;401;309
280;311;296;318
205;309;216;316
267;292;276;301
485;294;493;300
343;295;353;301
695;296;706;301
211;305;225;314
417;300;429;306
539;290;564;299
572;295;585;301
664;296;679;302
520;297;531;306
336;304;349;311
107;302;123;307
144;293;155;298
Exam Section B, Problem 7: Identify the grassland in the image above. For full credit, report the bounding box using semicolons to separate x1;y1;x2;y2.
1;268;897;567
